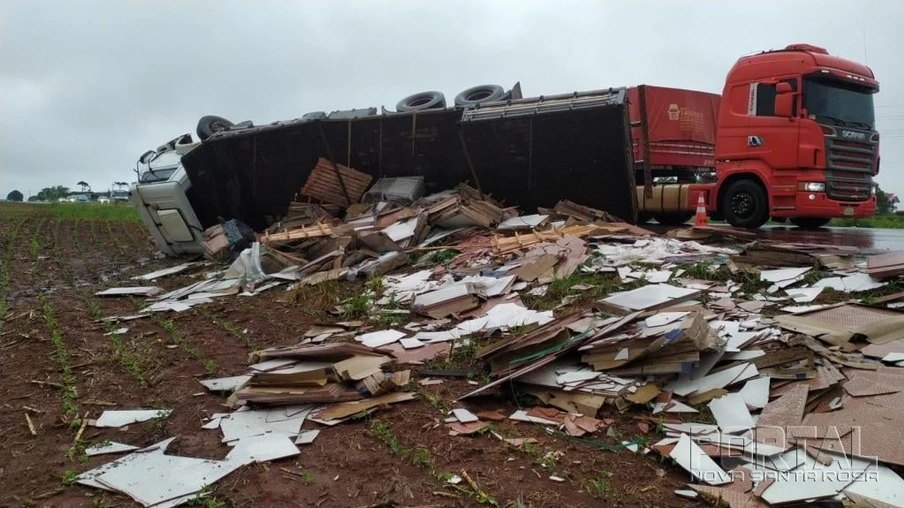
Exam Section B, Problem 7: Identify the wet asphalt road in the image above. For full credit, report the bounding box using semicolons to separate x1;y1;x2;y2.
755;226;904;254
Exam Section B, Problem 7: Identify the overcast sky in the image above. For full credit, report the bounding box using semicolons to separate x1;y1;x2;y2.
3;0;904;199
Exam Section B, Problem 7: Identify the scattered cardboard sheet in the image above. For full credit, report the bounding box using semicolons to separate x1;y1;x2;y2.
451;408;479;423
93;409;172;428
814;272;885;293
78;437;242;507
760;267;810;283
599;284;700;313
95;286;162;297
216;406;310;443
737;376;770;410
316;392;417;421
86;441;139;456
843;461;904;507
385;342;451;364
132;263;199;281
652;400;698;414
708;393;754;431
225;434;300;464
775;304;904;346
644;312;689;328
759;452;871;505
356;329;406;348
200;375;251;393
785;286;824;303
497;214;549;231
669;433;731;485
667;363;759;397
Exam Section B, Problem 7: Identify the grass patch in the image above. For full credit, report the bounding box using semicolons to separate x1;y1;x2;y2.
581;473;615;499
285;280;348;317
0;202;141;222
85;296;147;386
66;439;89;463
50;216;148;385
60;470;78;487
198;309;255;348
369;419;401;454
364;274;384;296
39;293;79;421
521;271;639;312
678;262;732;282
340;293;372;319
423;249;460;267
368;419;438;470
372;310;406;329
422;393;451;414
153;315;218;376
423;336;490;374
186;486;226;508
0;217;29;331
830;215;904;229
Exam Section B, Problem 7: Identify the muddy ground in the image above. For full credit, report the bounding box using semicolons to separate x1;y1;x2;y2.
0;209;703;507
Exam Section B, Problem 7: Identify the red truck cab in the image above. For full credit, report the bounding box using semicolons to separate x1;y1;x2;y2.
713;43;880;228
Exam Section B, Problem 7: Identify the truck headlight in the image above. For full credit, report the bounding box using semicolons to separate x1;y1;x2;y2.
798;182;826;192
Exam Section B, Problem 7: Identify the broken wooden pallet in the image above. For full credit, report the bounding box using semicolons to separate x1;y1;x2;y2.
262;222;333;243
491;224;605;254
300;158;373;207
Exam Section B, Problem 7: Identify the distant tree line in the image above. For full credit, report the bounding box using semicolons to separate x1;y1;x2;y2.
876;185;900;215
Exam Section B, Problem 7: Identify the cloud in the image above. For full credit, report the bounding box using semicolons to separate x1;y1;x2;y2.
2;0;902;197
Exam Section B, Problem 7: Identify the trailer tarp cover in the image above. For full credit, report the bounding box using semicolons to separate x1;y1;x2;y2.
181;88;636;231
628;85;720;145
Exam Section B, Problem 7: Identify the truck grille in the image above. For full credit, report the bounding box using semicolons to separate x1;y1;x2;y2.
825;171;872;202
823;129;876;202
828;139;875;171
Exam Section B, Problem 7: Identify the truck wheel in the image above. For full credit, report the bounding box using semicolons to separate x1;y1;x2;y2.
790;217;831;229
454;84;505;107
653;213;693;226
396;91;446;112
723;179;768;229
197;115;234;141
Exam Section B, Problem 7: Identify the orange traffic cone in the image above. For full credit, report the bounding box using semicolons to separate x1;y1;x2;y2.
694;194;708;227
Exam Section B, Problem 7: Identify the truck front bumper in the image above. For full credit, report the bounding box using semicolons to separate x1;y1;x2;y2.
771;192;876;219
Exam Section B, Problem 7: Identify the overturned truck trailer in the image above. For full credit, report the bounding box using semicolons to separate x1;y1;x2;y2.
132;87;639;256
187;89;636;228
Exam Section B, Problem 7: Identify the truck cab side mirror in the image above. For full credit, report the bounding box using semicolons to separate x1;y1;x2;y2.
138;150;156;165
774;82;794;118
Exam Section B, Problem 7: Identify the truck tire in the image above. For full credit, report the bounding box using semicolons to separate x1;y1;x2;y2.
653;213;694;226
454;84;505;107
723;179;769;229
396;91;446;112
790;217;831;229
197;115;234;141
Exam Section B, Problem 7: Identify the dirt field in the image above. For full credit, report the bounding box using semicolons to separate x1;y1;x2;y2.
0;204;702;507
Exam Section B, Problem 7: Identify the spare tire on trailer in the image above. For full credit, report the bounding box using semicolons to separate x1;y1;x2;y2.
301;111;327;121
454;84;505;107
196;115;234;141
396;91;446;112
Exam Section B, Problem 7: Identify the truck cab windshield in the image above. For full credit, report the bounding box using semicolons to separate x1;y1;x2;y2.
803;77;876;130
139;167;177;183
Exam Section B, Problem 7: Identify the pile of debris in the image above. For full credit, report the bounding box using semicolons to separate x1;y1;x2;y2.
90;157;904;507
231;342;413;409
